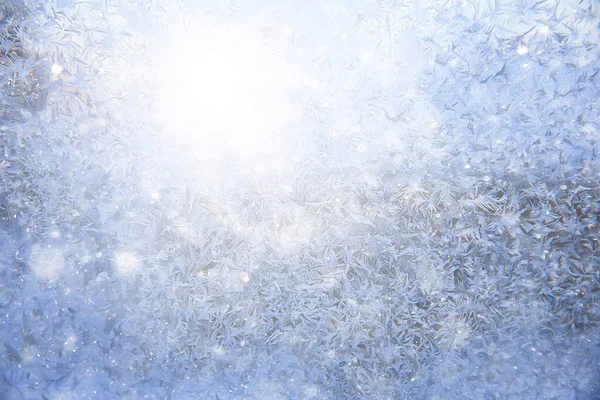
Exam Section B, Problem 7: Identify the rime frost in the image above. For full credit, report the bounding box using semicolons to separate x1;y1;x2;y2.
1;0;599;399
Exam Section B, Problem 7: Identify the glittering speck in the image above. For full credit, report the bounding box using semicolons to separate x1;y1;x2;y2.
51;64;63;75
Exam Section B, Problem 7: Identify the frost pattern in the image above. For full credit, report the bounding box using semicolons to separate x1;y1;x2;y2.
1;0;599;399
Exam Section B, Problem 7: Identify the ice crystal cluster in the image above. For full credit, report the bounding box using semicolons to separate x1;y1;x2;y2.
1;0;599;398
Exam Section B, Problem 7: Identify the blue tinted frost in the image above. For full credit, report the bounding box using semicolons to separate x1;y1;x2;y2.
0;0;599;399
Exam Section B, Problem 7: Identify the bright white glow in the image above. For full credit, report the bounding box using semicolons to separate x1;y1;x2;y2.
517;45;528;55
51;63;63;75
64;334;78;352
114;251;140;276
154;20;298;169
30;245;64;282
239;271;250;283
360;51;374;64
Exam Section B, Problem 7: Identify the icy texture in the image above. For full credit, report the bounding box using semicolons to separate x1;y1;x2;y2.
1;0;599;399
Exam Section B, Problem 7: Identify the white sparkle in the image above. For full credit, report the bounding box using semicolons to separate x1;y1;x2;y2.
51;64;63;75
114;251;140;276
29;245;64;282
239;271;250;283
517;45;528;55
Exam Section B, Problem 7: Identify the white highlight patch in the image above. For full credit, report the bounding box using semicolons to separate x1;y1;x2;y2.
211;345;227;356
64;334;78;352
154;19;298;171
51;64;63;75
517;45;528;55
239;271;250;283
29;245;64;282
114;251;140;276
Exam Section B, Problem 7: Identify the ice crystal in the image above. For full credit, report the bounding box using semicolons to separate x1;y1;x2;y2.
1;0;599;399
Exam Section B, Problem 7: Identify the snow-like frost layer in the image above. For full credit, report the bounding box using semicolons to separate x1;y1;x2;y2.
1;0;599;399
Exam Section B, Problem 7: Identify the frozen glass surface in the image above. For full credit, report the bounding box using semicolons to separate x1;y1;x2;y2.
1;0;599;398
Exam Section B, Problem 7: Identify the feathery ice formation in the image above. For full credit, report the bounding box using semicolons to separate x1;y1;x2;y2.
1;0;599;398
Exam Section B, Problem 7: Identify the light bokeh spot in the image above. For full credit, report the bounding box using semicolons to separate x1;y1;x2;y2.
29;245;65;282
114;251;140;276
